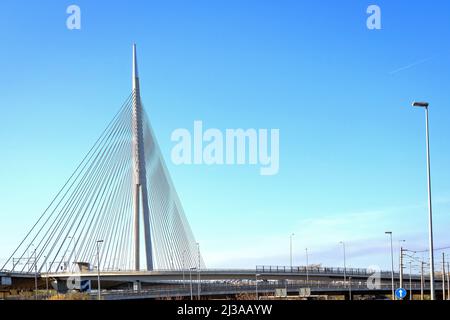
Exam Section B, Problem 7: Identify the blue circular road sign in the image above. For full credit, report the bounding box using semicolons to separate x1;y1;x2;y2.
395;288;407;299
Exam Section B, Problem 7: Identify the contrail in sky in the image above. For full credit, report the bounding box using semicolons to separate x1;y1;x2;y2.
389;57;433;75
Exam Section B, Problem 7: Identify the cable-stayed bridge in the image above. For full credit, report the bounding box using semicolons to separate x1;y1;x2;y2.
0;45;446;300
1;45;204;275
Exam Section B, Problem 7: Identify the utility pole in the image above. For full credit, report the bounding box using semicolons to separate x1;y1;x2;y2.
132;44;153;271
421;261;424;300
399;247;404;289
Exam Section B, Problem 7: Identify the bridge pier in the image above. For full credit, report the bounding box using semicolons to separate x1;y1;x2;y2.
55;279;69;294
133;280;141;292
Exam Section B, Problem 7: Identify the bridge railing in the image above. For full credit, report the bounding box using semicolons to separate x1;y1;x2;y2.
255;266;423;279
4;267;424;281
93;280;439;300
256;265;381;276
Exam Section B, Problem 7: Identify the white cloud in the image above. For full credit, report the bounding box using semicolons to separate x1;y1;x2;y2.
202;202;437;269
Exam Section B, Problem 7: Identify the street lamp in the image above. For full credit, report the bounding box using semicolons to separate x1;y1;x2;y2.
409;261;413;300
43;255;49;296
421;261;425;300
255;273;261;300
66;236;74;271
29;244;38;300
412;101;435;300
349;276;352;301
385;232;395;300
339;241;347;287
289;233;295;269
189;267;196;300
182;250;186;288
33;249;38;300
96;240;104;301
305;248;309;285
197;242;201;300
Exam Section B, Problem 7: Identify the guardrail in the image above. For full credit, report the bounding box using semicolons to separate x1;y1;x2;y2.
94;280;441;300
255;265;424;279
4;279;443;300
3;266;427;281
257;265;382;275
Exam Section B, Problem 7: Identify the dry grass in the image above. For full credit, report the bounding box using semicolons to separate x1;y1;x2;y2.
235;292;257;300
156;295;184;300
47;292;91;300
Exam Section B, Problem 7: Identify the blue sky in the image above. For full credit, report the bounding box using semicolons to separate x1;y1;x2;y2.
1;0;450;272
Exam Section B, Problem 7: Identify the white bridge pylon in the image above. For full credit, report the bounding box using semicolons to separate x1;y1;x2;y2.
2;45;205;273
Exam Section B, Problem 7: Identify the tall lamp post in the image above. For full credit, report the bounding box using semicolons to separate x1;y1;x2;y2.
197;242;201;300
289;233;295;269
412;101;435;300
339;241;347;287
189;267;196;300
255;273;260;300
421;261;424;300
305;248;309;285
182;250;186;288
348;276;352;301
385;231;395;300
29;244;38;300
33;249;38;300
43;255;49;296
66;235;74;271
96;240;104;301
409;261;413;300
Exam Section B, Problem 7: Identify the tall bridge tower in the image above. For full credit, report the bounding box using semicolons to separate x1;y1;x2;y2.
132;44;153;271
2;44;205;274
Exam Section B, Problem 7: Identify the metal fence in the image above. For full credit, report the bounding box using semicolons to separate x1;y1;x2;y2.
93;280;442;300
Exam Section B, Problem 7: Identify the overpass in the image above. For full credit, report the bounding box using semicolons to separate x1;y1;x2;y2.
1;266;447;300
2;265;445;297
